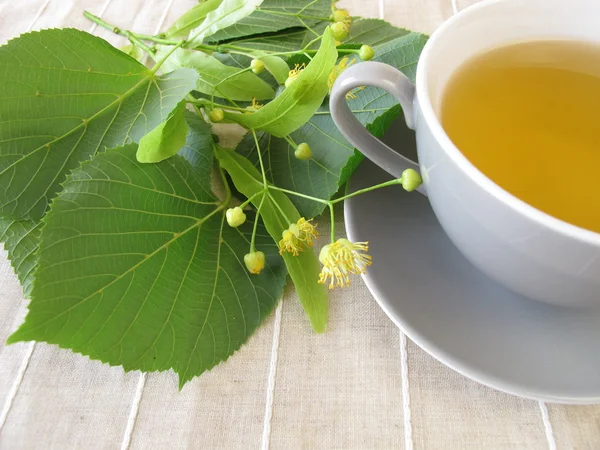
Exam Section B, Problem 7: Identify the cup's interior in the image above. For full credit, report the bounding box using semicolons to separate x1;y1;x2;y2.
422;0;600;115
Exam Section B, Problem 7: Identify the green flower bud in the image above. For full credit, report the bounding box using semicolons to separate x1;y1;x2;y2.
332;9;350;23
209;108;224;122
359;45;375;61
294;143;312;160
251;59;265;74
331;22;349;41
244;251;266;274
226;206;246;227
401;168;423;192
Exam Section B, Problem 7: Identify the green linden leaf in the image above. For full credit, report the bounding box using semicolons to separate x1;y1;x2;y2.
225;28;307;53
137;102;189;163
188;0;264;46
207;0;332;43
0;111;212;300
165;0;223;38
215;146;328;332
155;47;275;101
0;218;41;297
8;144;287;387
237;32;428;218
224;27;337;137
345;18;415;47
0;28;198;220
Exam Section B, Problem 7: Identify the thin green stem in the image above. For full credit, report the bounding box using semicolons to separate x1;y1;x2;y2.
298;0;322;15
188;98;248;113
302;34;323;50
331;179;403;204
250;193;267;251
227;49;259;59
124;31;155;56
150;40;185;74
267;192;293;224
268;185;329;205
251;130;268;189
83;11;120;33
135;33;182;45
329;203;336;243
214;66;253;93
240;190;266;209
283;135;297;149
300;18;321;38
258;8;331;22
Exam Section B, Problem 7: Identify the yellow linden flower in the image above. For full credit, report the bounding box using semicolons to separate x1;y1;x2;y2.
297;218;318;247
278;218;318;255
318;238;372;289
285;63;306;88
245;97;264;113
331;4;352;25
279;224;301;256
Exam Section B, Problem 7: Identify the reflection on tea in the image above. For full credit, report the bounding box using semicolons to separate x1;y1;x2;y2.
441;40;600;233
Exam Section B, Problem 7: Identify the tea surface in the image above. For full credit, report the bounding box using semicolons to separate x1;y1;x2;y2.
441;40;600;233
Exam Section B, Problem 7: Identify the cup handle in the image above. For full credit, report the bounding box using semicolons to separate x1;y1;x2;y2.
329;61;426;195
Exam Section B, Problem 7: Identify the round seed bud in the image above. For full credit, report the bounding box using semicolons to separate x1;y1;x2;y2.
251;59;265;74
294;143;313;160
401;168;423;192
330;22;349;41
209;108;224;122
359;45;375;61
226;206;247;227
244;251;266;274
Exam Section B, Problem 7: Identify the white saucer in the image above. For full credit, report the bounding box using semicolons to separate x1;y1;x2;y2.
344;120;600;404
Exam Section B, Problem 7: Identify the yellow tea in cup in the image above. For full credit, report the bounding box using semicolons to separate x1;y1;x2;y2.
441;40;600;233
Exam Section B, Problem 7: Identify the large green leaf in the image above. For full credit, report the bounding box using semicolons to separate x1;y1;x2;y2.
165;0;223;38
227;28;307;52
0;111;212;300
0;218;41;297
0;28;198;220
207;0;332;43
8;145;287;387
156;47;275;101
215;146;328;332
237;32;428;218
188;0;264;46
224;27;336;136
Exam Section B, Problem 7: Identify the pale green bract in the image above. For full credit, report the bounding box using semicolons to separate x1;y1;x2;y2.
257;55;290;85
165;0;223;38
188;0;264;46
215;147;328;332
155;47;275;101
8;145;287;387
137;102;189;163
224;28;337;137
0;29;199;220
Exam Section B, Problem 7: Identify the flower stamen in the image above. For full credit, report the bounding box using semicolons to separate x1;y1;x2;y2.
318;238;372;289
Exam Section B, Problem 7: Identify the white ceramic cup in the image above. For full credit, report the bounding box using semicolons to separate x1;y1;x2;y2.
330;0;600;307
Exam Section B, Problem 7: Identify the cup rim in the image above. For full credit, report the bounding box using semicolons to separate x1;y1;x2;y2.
415;0;600;247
